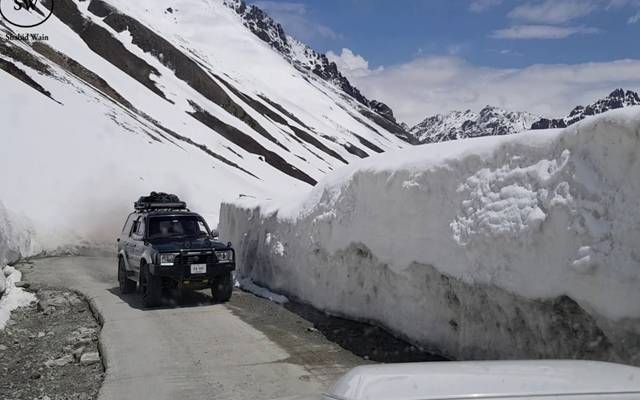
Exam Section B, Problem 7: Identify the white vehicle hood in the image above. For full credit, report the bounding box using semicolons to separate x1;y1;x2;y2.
325;361;640;400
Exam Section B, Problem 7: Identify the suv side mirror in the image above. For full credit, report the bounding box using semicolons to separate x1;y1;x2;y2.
212;230;220;240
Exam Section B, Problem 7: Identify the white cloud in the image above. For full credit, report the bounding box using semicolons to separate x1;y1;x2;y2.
490;49;524;56
605;0;640;23
344;55;640;125
606;0;640;9
508;0;599;24
491;24;601;39
326;48;378;79
252;1;341;41
446;43;470;56
469;0;503;13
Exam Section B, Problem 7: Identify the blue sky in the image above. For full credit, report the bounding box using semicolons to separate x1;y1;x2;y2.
252;0;640;124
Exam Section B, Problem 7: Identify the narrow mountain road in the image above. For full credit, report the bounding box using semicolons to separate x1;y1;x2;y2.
19;256;363;400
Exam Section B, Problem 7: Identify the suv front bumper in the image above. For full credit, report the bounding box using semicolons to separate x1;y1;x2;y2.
149;259;235;289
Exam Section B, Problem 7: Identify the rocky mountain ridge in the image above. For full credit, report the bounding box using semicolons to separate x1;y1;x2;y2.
410;106;539;144
531;89;640;130
410;89;640;144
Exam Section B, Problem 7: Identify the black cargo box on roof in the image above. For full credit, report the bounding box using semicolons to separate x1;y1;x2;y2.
134;192;187;211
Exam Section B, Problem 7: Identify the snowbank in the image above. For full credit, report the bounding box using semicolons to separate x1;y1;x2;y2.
0;266;37;330
236;277;289;304
220;108;640;364
0;202;38;265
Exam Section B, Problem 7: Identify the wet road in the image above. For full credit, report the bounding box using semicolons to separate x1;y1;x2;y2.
20;256;363;400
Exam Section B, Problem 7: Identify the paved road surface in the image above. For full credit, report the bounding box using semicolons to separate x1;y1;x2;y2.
20;257;363;400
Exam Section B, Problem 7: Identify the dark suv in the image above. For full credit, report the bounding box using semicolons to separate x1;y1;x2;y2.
116;193;235;307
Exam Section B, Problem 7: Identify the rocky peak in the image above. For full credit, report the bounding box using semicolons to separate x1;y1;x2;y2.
409;106;538;144
532;88;640;130
224;0;290;55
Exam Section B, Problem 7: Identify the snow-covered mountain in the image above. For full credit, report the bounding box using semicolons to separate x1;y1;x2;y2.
409;89;640;144
409;106;539;144
0;0;410;251
532;89;640;130
222;0;412;143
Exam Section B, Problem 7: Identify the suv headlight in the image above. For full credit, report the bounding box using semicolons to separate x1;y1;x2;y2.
159;253;178;266
215;250;233;263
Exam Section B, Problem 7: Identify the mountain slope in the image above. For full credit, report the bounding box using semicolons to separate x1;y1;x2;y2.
0;0;408;250
409;106;539;144
222;0;412;143
532;89;640;129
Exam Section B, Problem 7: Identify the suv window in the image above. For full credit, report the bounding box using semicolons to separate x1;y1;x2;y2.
122;213;136;234
135;217;146;238
197;220;208;234
131;216;145;239
148;215;210;239
130;217;140;238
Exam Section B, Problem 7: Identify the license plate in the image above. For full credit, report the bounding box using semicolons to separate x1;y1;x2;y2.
190;264;207;274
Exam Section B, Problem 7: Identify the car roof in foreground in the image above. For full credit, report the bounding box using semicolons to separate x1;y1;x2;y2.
326;360;640;400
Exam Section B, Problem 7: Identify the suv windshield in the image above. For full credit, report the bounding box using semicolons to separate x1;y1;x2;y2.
147;216;211;239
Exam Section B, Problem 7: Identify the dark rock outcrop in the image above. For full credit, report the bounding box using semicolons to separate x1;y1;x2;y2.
369;100;396;122
531;118;567;130
43;0;169;100
188;101;317;186
0;58;52;99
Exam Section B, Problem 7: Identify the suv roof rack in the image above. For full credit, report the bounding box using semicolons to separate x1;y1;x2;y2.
134;202;188;211
134;192;188;211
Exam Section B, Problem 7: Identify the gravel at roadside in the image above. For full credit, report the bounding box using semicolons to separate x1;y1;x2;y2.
0;284;104;400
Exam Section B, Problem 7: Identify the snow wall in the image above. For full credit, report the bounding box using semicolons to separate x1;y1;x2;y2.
220;108;640;364
0;202;38;266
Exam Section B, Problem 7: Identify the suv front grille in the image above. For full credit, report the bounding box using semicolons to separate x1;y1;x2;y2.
174;252;217;277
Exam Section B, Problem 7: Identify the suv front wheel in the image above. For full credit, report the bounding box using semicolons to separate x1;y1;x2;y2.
118;257;137;294
140;264;162;308
211;272;233;303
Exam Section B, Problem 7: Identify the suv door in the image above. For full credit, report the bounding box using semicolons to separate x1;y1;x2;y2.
119;213;136;258
128;216;146;277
